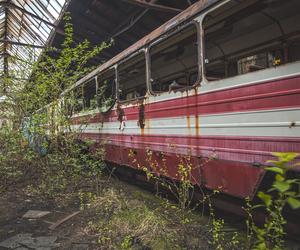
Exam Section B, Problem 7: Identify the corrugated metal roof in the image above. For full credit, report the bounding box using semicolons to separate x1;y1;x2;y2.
0;0;67;80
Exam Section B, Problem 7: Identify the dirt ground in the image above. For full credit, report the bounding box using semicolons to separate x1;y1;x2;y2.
0;176;212;250
1;175;300;250
0;184;108;249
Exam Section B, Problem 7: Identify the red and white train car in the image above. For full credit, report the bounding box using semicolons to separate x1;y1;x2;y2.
66;0;300;199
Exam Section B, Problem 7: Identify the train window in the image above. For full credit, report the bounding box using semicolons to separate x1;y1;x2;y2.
97;69;116;110
203;0;300;81
118;53;146;101
73;86;84;113
150;24;199;93
288;40;300;63
83;78;97;110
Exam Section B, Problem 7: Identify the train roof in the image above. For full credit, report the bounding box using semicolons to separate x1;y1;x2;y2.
61;0;221;96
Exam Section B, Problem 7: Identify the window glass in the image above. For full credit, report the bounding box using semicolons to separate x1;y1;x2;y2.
73;86;84;113
118;53;147;101
150;25;199;93
204;0;300;81
97;69;116;110
83;78;97;110
288;41;300;63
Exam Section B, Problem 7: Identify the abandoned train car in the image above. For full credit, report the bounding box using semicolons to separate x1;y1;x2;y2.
61;0;300;199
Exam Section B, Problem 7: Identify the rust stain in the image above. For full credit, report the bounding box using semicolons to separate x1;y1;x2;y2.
138;102;145;129
194;86;200;137
145;118;150;132
116;104;124;123
195;115;200;137
116;103;125;130
137;99;146;136
187;115;191;128
185;87;190;126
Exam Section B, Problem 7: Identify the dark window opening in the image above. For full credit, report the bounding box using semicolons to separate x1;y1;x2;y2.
62;95;73;117
97;69;116;109
83;78;97;110
73;86;84;113
288;40;300;63
118;53;147;101
204;0;300;81
150;24;199;93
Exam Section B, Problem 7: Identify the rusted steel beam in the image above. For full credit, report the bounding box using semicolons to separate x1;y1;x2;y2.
0;52;9;57
1;52;34;64
0;39;46;49
120;0;182;14
3;0;9;87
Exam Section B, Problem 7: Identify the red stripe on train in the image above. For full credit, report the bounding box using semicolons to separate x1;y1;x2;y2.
80;132;267;198
71;75;300;124
79;133;300;198
80;133;300;164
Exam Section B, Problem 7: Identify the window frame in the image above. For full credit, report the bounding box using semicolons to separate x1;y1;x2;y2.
201;0;250;83
148;21;202;95
95;66;117;112
72;84;84;114
201;0;300;83
116;49;148;103
83;76;97;111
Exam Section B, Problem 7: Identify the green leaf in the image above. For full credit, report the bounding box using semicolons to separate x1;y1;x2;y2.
258;192;272;206
286;179;298;184
285;191;297;196
275;174;284;182
272;152;299;162
252;204;264;209
273;181;290;193
265;167;284;175
287;197;300;210
266;160;284;168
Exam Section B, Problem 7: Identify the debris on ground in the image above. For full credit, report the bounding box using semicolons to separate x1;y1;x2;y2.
0;233;59;249
49;211;80;230
22;210;51;219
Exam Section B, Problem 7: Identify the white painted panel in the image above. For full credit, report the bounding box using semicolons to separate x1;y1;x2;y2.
71;108;300;138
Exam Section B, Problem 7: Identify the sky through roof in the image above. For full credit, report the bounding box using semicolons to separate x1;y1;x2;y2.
0;0;67;81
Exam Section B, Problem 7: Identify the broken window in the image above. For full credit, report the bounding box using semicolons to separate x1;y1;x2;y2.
97;69;116;111
204;0;300;81
73;86;84;113
118;53;147;101
83;78;97;110
288;40;300;63
150;24;199;93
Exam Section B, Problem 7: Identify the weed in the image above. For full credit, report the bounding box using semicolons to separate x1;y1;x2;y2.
85;187;177;249
246;152;300;250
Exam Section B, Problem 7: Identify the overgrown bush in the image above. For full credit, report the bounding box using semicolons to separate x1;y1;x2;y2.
0;14;110;197
0;127;32;191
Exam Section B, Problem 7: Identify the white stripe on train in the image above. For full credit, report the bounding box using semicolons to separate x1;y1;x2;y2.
70;108;300;138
